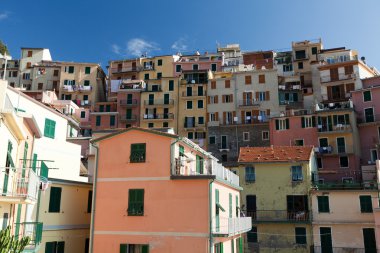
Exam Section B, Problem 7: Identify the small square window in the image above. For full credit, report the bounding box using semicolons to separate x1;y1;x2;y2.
176;65;181;72
148;123;154;128
144;73;149;80
157;72;162;79
85;67;91;74
186;101;193;109
163;122;168;128
298;62;304;69
197;100;204;109
294;139;304;146
339;156;349;168
68;66;75;73
363;91;372;102
209;136;216;144
188;132;194;139
157;59;163;66
198;117;204;125
243;132;250;141
311;47;318;55
262;131;269;140
130;143;146;163
193;64;199;70
80;111;86;118
211;63;217;72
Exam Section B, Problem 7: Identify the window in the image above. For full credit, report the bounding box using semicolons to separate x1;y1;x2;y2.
316;157;323;169
363;91;372;102
295;227;307;245
130;143;146;163
225;80;230;88
294;139;304;146
120;244;149;253
128;189;144;216
49;187;62;213
339;156;349;168
148;123;154;128
187;132;194;139
209;95;218;104
291;166;303;181
84;80;90;86
193;64;199;70
197;100;203;108
110;115;115;126
370;149;378;162
53;69;59;76
175;65;181;72
96;116;101;126
243;132;250;141
23;73;30;80
301;116;315;128
163;122;168;128
258;92;266;101
157;59;162;66
275;119;289;130
319;138;329;147
311;47;318;55
247;227;258;243
168;80;174;91
345;65;354;75
198;116;204;125
186;101;193;109
262;131;269;140
157;72;162;79
83;95;89;101
38;83;43;90
211;81;216;89
214;242;223;253
318;196;330;213
80;111;86;118
68;66;75;73
298;62;304;69
45;241;65;253
364;108;374;123
87;191;92;213
209;136;216;144
295;50;306;60
211;63;217;72
245;167;255;183
245;75;252;84
27;50;33;57
44;118;56;139
144;73;149;80
258;74;265;84
85;66;91;74
337;137;346;153
360;195;373;213
26;62;32;68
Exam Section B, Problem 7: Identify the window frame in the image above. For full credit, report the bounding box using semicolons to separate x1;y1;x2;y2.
127;189;145;216
360;195;373;213
243;132;250;142
291;166;303;182
317;196;330;213
262;131;269;140
130;143;146;163
363;90;372;102
245;166;255;183
339;156;349;168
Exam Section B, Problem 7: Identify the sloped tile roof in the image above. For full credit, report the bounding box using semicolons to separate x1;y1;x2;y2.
238;146;313;163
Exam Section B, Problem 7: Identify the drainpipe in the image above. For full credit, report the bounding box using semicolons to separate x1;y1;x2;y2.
209;178;215;253
89;143;99;253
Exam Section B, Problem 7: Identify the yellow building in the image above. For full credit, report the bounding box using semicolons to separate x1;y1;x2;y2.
138;55;180;130
37;179;92;253
237;146;316;253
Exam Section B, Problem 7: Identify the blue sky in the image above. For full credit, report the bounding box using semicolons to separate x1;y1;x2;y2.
1;0;380;69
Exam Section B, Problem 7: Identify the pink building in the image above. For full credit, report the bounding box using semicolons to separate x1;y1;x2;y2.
90;102;118;131
352;76;380;165
90;128;251;253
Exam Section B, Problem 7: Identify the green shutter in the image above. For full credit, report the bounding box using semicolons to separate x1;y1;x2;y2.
229;193;232;218
301;117;305;128
110;116;115;126
57;241;65;253
236;195;239;217
44;119;56;139
215;189;220;232
45;242;56;253
363;228;376;253
239;237;243;253
128;189;144;215
49;187;62;213
85;67;91;74
41;161;49;179
344;114;350;124
130;143;146;163
333;115;338;125
87;191;92;213
14;205;22;239
142;245;149;253
295;227;307;244
327;115;333;131
320;227;333;253
360;196;373;213
231;239;235;253
120;244;128;253
318;196;330;213
220;242;224;253
179;145;185;156
169;80;174;91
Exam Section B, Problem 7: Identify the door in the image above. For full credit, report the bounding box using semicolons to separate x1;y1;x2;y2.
245;111;252;124
126;109;132;120
246;195;256;219
148;94;154;105
198;86;203;96
221;136;227;149
127;94;133;104
363;228;376;253
287;195;308;220
337;137;346;153
320;227;333;253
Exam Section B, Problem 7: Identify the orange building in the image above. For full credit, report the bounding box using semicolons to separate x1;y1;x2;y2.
90;127;251;253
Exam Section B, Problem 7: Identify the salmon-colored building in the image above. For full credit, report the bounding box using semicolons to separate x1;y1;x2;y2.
90;127;251;253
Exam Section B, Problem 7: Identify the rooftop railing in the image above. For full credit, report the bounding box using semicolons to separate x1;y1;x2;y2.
212;217;252;236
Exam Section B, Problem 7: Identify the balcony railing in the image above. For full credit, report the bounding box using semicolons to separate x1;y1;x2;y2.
238;100;260;107
313;246;371;253
320;73;357;83
314;146;333;154
120;115;138;122
172;157;240;187
318;55;358;65
313;181;378;190
212;217;252;236
316;101;353;111
119;99;138;106
181;91;207;97
278;84;302;90
62;85;92;92
16;222;43;249
317;124;352;133
143;113;174;120
247;210;310;222
0;167;40;204
144;99;174;105
145;85;162;92
110;66;139;73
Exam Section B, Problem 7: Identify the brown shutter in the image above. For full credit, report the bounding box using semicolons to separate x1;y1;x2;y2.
346;83;354;93
211;81;216;89
233;111;236;122
330;68;339;81
241;111;245;124
207;96;211;104
223;112;226;124
215;95;218;104
327;86;333;100
222;95;225;103
225;80;230;88
206;113;209;123
344;65;353;75
215;112;219;121
252;110;259;123
259;74;265;84
256;92;259;100
339;84;345;99
265;91;270;100
230;94;234;103
245;75;251;84
266;109;270;116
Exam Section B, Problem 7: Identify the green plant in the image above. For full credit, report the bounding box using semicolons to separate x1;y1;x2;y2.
0;40;9;56
0;226;30;253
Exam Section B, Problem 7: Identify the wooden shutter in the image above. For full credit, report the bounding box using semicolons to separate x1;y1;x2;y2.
142;245;149;253
233;111;236;122
344;65;354;75
223;112;226;124
255;92;259;100
253;110;259;124
230;95;234;103
266;109;270;116
215;95;218;104
225;80;230;88
45;242;56;253
330;68;339;81
206;113;209;123
49;187;62;213
265;91;270;100
211;81;216;89
346;83;354;93
245;75;251;84
222;95;225;103
327;86;333;100
229;193;232;218
241;111;245;123
215;112;219;122
57;242;65;253
339;84;345;98
301;117;305;128
259;74;265;84
207;96;211;104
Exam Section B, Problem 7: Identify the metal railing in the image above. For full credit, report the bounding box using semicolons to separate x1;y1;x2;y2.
144;99;174;105
181;91;207;97
238;100;260;107
212;217;252;236
110;66;139;73
143;113;174;120
120;115;138;122
320;73;357;83
0;167;39;202
318;55;358;64
119;99;138;106
316;101;353;111
313;181;378;190
145;85;162;92
16;222;43;249
247;210;310;222
313;246;371;253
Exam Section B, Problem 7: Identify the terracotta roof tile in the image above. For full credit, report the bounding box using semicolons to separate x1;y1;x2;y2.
238;146;313;163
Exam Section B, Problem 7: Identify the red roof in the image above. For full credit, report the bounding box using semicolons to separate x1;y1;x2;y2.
238;146;313;163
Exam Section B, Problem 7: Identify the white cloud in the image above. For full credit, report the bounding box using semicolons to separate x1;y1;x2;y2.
0;12;9;21
127;38;160;57
111;44;122;55
171;37;188;52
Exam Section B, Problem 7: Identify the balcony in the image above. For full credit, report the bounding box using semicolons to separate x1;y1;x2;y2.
319;55;358;65
238;100;260;107
315;101;353;112
144;85;162;92
293;52;309;61
317;124;352;133
247;210;310;223
181;91;207;98
212;217;252;237
278;84;302;90
120;115;138;122
142;64;155;71
118;79;146;90
172;157;240;186
110;66;139;74
357;114;380;125
314;146;333;154
320;73;357;83
144;99;174;106
313;246;371;253
0;168;40;204
143;113;174;120
313;181;378;190
16;222;43;250
119;99;138;107
77;85;92;92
